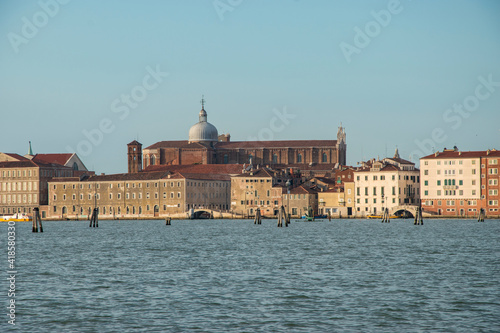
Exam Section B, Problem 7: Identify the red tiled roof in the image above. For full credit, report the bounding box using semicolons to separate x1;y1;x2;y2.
233;168;276;178
2;153;29;161
32;153;73;166
0;160;72;169
385;157;413;164
143;164;243;174
289;185;318;194
216;140;337;149
83;171;171;182
146;139;338;150
144;140;188;149
177;172;231;181
421;149;500;159
128;140;142;146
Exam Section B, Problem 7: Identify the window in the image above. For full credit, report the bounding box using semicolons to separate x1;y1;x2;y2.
322;153;327;163
424;180;428;186
424;170;428;175
373;187;377;196
297;153;302;163
490;159;498;165
272;154;278;163
437;180;441;186
489;168;498;175
223;154;229;164
424;190;428;196
472;169;476;175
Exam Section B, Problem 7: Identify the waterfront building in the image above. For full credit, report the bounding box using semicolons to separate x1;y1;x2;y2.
140;101;347;170
230;167;297;217
420;147;500;217
0;159;77;216
283;185;318;218
0;147;91;217
48;170;231;219
354;150;420;216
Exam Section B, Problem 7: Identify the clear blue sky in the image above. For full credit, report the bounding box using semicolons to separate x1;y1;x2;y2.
1;0;499;174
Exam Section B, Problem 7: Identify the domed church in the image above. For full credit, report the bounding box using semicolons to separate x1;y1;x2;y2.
128;98;346;173
188;103;219;145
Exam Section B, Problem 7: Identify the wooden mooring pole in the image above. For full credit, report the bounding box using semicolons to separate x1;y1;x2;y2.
32;207;42;232
254;208;262;225
89;208;99;228
414;206;423;225
478;208;485;222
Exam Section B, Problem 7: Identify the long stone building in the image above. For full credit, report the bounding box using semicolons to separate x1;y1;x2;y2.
134;101;346;172
48;170;232;219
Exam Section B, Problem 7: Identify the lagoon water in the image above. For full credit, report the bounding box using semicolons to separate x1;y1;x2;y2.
2;219;500;332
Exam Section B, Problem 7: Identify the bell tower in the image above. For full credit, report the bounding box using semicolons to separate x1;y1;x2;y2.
336;124;346;165
127;140;142;173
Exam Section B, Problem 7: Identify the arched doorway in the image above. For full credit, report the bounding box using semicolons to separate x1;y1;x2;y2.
154;205;159;217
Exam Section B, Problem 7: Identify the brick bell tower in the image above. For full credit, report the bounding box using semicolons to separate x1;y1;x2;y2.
127;140;142;173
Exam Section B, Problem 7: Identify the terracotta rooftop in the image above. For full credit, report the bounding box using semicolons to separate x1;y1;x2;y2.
32;153;73;166
144;140;214;150
145;139;338;150
143;164;243;175
421;149;500;159
216;140;337;149
49;171;230;183
0;160;72;169
1;153;29;161
289;185;318;194
233;168;276;178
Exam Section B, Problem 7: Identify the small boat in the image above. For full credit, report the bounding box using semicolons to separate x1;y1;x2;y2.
1;213;32;222
367;214;399;219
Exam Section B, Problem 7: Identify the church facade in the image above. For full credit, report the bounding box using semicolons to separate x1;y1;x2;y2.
129;103;346;172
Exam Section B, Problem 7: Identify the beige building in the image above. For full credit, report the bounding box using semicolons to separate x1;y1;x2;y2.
0;159;77;216
420;148;500;217
317;181;355;217
354;150;420;217
48;171;231;219
230;167;295;217
283;185;318;218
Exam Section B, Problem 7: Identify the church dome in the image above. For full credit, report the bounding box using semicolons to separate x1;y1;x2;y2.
188;107;218;143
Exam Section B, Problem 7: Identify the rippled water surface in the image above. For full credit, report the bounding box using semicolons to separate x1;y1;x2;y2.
2;219;500;332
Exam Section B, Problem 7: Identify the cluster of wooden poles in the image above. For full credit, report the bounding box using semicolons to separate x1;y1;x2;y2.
253;207;290;227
